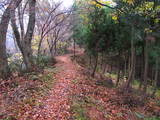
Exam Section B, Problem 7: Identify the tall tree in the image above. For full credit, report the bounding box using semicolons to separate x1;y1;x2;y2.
11;0;36;71
0;0;22;78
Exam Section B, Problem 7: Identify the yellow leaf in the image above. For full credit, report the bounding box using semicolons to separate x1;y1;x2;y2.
90;0;114;8
154;18;160;24
144;28;152;33
112;16;118;21
123;0;134;5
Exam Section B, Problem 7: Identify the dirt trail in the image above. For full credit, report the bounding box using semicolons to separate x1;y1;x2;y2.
27;49;127;120
29;54;81;120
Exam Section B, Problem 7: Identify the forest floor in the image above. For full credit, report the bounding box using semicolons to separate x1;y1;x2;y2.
0;48;160;120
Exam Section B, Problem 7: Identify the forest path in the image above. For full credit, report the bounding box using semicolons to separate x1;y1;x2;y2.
23;48;144;120
30;50;84;120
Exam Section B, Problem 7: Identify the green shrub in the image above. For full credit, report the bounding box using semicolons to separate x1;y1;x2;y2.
2;116;17;120
145;117;160;120
71;101;88;120
34;55;52;68
8;59;23;72
7;52;23;72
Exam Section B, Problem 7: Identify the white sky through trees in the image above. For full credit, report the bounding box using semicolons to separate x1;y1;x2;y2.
53;0;74;8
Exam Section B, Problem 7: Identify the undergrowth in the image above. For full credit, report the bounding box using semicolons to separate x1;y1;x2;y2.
0;66;58;120
72;54;160;120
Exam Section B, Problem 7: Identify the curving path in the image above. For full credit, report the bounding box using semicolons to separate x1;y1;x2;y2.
29;54;81;120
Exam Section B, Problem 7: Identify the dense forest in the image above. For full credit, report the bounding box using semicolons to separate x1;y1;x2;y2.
73;0;160;95
0;0;160;120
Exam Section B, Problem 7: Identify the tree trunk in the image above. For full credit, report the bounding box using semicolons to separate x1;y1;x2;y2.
124;55;127;77
73;38;76;59
126;26;135;89
143;36;149;93
116;51;121;86
139;45;145;90
103;63;107;74
22;0;36;70
38;37;43;55
54;38;57;56
116;67;121;87
128;55;131;77
88;54;93;71
91;54;98;77
132;52;136;81
0;0;22;78
11;0;36;71
0;7;9;77
109;64;113;73
101;52;104;70
151;58;159;97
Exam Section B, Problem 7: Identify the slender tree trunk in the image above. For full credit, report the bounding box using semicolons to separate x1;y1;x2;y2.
124;55;127;77
151;67;154;85
91;54;98;77
151;58;159;97
132;52;136;81
110;64;113;73
143;36;149;93
38;37;43;55
116;51;121;86
128;55;131;78
73;38;76;59
103;63;107;74
126;26;135;89
0;0;22;78
101;52;104;70
116;68;121;87
54;38;57;56
139;45;145;90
